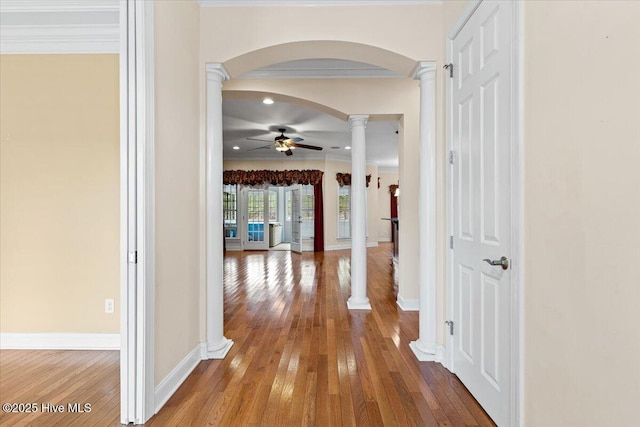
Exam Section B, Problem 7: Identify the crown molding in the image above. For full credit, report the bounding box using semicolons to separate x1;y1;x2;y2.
199;0;442;7
0;0;118;13
241;67;401;79
0;24;119;54
378;166;399;173
0;0;119;54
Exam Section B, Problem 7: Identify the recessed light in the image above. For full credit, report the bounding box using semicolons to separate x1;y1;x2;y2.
262;98;274;105
232;146;240;150
345;146;351;150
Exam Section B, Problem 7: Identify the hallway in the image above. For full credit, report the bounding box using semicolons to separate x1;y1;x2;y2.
148;244;494;426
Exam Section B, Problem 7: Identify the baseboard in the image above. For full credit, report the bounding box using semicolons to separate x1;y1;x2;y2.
0;333;120;350
325;242;379;251
436;345;447;367
396;295;420;311
378;237;392;242
155;343;204;414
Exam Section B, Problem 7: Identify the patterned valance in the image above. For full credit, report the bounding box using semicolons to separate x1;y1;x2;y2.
223;169;323;186
336;173;372;187
389;184;399;195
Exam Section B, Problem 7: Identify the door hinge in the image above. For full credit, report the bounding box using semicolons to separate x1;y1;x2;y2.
445;320;454;335
128;251;137;264
443;63;454;78
449;150;455;165
449;236;454;249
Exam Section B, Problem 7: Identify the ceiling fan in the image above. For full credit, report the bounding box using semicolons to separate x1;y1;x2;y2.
246;128;323;156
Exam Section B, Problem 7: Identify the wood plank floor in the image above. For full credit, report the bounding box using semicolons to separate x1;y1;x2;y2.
0;349;120;426
149;243;495;426
0;244;495;426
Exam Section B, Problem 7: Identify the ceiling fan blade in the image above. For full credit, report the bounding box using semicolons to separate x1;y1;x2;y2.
288;142;323;151
284;149;293;156
288;137;304;143
246;144;271;151
246;137;273;143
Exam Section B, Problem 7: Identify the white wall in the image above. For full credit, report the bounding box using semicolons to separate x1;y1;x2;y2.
522;1;640;425
154;0;201;384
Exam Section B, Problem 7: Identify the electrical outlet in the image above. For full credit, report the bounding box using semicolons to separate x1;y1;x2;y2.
105;299;114;314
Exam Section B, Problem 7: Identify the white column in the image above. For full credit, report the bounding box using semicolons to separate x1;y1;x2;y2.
205;63;233;358
347;115;371;310
410;62;438;361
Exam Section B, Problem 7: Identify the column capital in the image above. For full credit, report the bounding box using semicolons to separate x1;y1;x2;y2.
348;114;369;129
412;61;436;82
206;63;230;82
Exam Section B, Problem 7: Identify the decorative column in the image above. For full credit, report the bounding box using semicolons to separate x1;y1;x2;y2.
347;115;371;310
410;62;438;361
205;63;233;358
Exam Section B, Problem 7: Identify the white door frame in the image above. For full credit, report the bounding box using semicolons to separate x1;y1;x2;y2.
445;1;523;426
120;0;155;424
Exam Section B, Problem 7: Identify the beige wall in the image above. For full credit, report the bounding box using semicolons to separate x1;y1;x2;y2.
154;0;201;384
378;171;399;242
223;158;380;248
0;54;120;333
522;1;640;425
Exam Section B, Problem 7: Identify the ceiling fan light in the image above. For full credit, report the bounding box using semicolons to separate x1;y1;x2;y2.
262;98;274;105
232;146;240;150
345;146;351;150
275;145;288;152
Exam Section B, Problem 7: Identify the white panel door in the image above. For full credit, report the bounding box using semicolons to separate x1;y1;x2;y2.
451;1;513;425
244;188;269;250
290;184;302;253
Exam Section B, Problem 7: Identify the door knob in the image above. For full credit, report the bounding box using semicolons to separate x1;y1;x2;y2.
483;256;509;270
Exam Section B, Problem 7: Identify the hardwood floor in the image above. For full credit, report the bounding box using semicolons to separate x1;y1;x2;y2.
149;244;495;426
0;244;494;426
0;349;119;426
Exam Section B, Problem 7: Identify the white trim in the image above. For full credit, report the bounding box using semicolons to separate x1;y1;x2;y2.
0;0;119;13
154;343;204;414
120;0;155;423
396;295;419;311
0;333;120;350
377;237;392;243
241;67;400;80
198;0;442;6
0;24;119;54
324;241;378;251
445;2;523;426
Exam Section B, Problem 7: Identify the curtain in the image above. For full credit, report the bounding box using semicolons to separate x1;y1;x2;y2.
335;173;372;187
390;185;399;241
313;180;324;252
224;169;323;186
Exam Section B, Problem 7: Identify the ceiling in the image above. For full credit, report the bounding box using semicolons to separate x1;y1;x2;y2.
225;59;400;168
222;97;399;168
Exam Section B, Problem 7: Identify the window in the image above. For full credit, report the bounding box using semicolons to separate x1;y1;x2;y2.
338;185;350;239
223;184;237;238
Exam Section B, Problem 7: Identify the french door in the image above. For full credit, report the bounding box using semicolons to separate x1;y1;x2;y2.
290;184;302;253
450;1;514;425
243;188;269;250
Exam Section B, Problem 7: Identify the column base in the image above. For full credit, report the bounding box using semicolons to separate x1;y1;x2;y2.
206;337;233;359
409;340;437;362
347;297;371;310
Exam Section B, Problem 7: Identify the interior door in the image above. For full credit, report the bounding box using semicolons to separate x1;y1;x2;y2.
451;1;513;425
290;184;302;253
244;188;268;250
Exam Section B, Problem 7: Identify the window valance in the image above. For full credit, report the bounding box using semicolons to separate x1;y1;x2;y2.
336;173;372;187
223;169;323;186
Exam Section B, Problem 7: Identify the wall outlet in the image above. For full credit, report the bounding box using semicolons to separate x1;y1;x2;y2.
105;299;114;314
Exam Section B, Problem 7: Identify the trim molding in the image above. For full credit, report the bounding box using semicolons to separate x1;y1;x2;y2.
0;1;118;13
377;237;392;243
0;333;120;350
199;0;442;6
0;24;119;54
154;343;204;414
396;295;419;311
325;241;378;251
